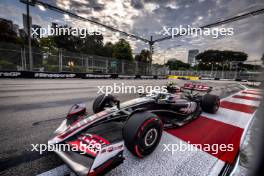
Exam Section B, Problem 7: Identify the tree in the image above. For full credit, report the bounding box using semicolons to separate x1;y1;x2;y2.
101;42;114;57
112;39;133;61
196;50;248;70
135;54;141;61
0;20;18;44
79;32;105;55
165;59;190;70
135;49;152;63
40;36;57;52
196;50;248;63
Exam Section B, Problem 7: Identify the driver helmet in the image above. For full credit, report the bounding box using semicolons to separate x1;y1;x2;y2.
166;82;181;93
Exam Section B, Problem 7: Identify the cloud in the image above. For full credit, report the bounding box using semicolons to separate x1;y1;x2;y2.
131;0;144;9
0;0;263;64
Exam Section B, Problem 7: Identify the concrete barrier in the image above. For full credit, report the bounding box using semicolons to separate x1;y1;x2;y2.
0;71;168;79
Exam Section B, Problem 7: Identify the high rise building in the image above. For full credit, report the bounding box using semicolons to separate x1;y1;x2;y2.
188;49;199;66
13;24;19;36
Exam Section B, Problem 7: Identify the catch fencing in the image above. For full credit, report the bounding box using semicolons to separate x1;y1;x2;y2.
0;42;168;76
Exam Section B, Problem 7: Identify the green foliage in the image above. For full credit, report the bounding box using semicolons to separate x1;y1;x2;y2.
40;37;57;53
135;49;152;63
44;65;59;72
102;42;114;57
0;20;18;44
165;59;190;70
0;59;17;70
112;39;133;61
0;19;134;70
196;50;248;63
196;50;249;71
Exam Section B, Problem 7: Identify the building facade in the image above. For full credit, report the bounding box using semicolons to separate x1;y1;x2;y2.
188;49;199;66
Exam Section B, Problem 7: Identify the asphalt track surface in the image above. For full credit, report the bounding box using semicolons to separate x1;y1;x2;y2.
0;79;261;176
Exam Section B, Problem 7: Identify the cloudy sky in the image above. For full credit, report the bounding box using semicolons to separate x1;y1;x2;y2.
0;0;263;64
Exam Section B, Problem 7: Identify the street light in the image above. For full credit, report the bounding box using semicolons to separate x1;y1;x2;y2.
68;61;74;72
37;4;46;11
68;61;74;66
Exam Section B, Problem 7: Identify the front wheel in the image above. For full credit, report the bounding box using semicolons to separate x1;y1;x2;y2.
123;112;163;158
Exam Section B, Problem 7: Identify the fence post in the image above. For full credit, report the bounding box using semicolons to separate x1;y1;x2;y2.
135;61;138;75
105;59;108;74
23;47;27;70
85;57;88;72
234;64;238;79
59;49;62;72
21;48;24;70
92;57;94;73
122;60;125;74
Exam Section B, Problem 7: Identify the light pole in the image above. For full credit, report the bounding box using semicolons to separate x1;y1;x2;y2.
210;62;214;76
26;0;33;71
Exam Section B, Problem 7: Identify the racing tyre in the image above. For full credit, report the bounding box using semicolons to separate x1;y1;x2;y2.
93;94;115;113
123;112;163;158
201;94;220;114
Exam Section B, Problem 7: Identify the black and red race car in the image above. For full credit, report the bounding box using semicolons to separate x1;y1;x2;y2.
48;82;220;176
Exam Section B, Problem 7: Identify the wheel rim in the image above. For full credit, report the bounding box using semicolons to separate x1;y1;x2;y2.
214;99;220;112
144;128;158;147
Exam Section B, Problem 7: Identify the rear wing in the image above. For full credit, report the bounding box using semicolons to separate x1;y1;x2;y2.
181;83;213;93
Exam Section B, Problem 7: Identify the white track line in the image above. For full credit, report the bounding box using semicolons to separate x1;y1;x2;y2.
225;98;260;106
203;108;252;129
235;93;262;98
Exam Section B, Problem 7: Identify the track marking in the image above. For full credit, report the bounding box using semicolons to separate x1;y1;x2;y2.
244;88;262;91
235;92;262;98
166;116;243;163
224;98;260;107
241;91;262;95
203;108;252;129
166;89;260;164
232;95;262;101
220;101;257;114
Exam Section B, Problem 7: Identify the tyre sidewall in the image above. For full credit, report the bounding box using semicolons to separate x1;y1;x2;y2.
201;94;220;114
123;112;163;157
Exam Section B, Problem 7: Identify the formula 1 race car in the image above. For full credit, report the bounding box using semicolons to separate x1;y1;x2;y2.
48;82;220;176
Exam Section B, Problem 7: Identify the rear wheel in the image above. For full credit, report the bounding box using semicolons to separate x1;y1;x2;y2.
123;112;163;158
92;94;115;113
201;94;220;114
